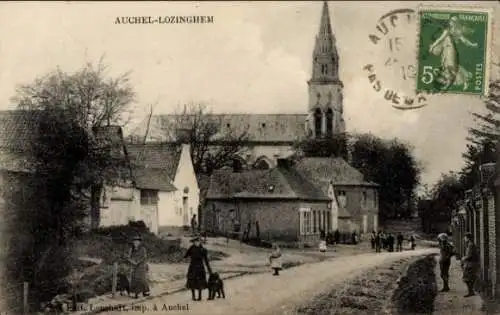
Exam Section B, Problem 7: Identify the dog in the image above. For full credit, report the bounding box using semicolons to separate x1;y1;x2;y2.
117;272;131;296
207;272;225;300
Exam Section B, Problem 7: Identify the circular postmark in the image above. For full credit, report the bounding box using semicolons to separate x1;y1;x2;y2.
363;8;430;110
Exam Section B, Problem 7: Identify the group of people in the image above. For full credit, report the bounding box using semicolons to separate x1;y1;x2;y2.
437;232;479;297
370;231;416;253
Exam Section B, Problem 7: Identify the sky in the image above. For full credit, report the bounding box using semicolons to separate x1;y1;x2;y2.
0;1;499;187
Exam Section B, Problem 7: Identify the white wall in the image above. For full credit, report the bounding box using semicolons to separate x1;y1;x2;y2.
99;185;140;227
158;190;179;227
172;144;200;227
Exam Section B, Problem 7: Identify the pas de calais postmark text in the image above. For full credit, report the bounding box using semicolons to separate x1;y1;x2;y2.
417;9;490;96
364;9;428;110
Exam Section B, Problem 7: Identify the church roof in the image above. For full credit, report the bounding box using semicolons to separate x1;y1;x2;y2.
126;143;182;180
294;157;378;187
131;113;308;143
206;165;330;201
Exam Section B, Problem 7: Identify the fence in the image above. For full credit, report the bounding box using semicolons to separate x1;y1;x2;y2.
451;162;499;302
5;262;126;314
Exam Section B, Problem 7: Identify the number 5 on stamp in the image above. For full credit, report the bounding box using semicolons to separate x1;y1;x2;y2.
416;6;493;96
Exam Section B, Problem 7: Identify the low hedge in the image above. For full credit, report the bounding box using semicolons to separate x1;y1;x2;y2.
391;254;438;314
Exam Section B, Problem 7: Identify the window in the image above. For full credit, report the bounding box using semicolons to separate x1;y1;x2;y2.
326;108;334;136
321;64;328;75
362;191;367;207
337;190;347;207
140;189;158;205
299;207;312;235
313;211;317;233
261;123;266;128
314;108;322;138
226;123;231;128
373;191;378;207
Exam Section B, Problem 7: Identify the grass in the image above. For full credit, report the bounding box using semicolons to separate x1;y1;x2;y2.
65;224;229;302
295;257;414;315
391;254;438;314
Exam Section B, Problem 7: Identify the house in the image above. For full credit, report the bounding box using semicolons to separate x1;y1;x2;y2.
204;159;331;245
126;143;200;234
294;157;380;234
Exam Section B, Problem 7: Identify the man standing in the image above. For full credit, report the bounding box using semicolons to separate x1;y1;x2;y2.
396;232;404;252
190;214;198;235
437;233;456;292
461;232;479;297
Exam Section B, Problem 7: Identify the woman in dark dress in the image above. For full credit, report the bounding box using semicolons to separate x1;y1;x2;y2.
184;236;212;301
127;235;150;298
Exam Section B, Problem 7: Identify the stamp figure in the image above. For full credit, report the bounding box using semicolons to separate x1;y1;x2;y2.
416;8;492;95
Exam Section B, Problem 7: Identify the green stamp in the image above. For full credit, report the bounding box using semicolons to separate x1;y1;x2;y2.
416;9;491;95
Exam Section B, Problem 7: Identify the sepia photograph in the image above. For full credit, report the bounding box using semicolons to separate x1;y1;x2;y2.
0;1;499;314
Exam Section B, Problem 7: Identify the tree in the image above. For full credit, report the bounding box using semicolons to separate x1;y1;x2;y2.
294;132;348;159
12;58;136;228
294;132;422;220
350;133;422;220
164;103;250;174
7;59;135;310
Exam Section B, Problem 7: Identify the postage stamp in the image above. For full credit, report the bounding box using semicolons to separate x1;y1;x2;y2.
416;6;493;96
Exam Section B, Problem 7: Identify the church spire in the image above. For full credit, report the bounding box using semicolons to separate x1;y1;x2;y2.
309;1;341;85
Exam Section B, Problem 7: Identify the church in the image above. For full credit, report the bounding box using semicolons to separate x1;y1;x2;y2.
130;1;345;169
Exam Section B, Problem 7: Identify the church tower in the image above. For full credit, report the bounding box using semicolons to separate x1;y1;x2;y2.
307;1;345;139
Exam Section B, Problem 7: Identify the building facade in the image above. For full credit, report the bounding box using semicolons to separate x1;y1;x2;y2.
129;1;345;169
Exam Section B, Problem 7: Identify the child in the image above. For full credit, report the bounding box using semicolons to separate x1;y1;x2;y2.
269;243;283;276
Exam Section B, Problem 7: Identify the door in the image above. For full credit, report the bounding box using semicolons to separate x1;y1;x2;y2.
362;215;368;234
183;196;189;226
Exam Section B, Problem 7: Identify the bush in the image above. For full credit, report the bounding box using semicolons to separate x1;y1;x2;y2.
392;254;438;314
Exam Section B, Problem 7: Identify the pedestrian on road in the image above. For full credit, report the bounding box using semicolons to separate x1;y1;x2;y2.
375;232;381;252
437;233;456;292
184;236;212;301
409;235;416;250
396;233;404;252
461;232;480;297
370;231;376;250
385;233;393;252
269;243;283;276
191;215;198;235
126;235;150;299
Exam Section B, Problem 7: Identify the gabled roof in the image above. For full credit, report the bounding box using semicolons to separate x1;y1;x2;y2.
0;110;40;152
126;143;182;180
206;165;330;201
133;167;177;192
131;114;308;143
0;110;42;172
293;157;378;187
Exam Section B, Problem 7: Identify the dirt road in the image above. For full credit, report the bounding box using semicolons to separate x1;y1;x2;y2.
100;248;437;315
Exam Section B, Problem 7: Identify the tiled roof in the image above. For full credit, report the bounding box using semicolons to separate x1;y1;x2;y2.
206;166;330;201
126;143;182;180
294;157;378;187
0;110;40;152
131;114;308;143
133;167;177;192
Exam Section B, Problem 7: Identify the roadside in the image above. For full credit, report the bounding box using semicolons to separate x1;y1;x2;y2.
433;257;484;315
296;255;417;315
96;248;437;315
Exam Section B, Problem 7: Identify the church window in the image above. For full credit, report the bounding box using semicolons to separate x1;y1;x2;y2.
321;64;328;75
326;108;334;136
226;123;231;128
261;123;266;128
314;108;322;138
